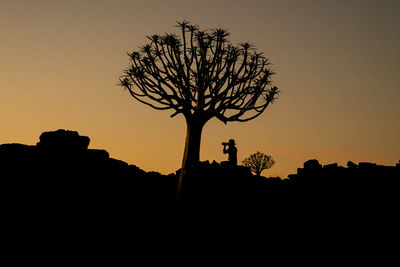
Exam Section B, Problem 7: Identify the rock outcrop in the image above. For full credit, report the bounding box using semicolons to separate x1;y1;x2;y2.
0;129;177;219
37;129;90;152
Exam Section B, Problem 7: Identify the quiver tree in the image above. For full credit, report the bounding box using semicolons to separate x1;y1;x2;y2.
119;20;279;203
243;152;275;176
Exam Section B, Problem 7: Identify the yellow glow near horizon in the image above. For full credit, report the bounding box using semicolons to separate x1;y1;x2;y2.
1;0;399;177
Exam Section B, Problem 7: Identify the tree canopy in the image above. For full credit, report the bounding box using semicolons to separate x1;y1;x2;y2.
243;152;275;176
119;20;279;124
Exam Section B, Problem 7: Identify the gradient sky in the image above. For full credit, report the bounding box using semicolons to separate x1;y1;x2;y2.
1;0;399;177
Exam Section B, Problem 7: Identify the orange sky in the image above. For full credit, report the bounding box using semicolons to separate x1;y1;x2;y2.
1;0;399;177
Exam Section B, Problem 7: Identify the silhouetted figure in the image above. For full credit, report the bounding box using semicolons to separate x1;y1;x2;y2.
222;139;237;166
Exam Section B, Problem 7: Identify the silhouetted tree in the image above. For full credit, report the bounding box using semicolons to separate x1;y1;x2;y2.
243;152;275;176
119;20;279;203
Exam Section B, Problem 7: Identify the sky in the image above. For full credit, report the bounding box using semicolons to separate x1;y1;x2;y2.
1;0;399;177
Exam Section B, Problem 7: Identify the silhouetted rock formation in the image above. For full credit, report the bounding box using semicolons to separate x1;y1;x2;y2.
1;130;399;224
286;159;399;221
347;160;357;168
0;129;178;228
37;129;90;152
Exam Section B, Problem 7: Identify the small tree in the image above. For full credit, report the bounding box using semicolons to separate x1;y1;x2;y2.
243;152;275;176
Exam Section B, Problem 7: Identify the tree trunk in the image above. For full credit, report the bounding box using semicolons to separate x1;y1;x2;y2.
176;119;205;207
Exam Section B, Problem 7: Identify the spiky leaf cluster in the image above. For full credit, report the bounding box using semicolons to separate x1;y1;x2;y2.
120;20;279;123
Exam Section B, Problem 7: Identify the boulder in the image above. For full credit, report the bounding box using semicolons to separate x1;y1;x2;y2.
0;143;36;164
347;161;358;169
36;129;90;152
323;163;338;169
0;143;35;155
303;159;322;169
358;162;376;169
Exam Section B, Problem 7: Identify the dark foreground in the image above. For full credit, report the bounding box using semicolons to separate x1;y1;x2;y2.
1;130;399;252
